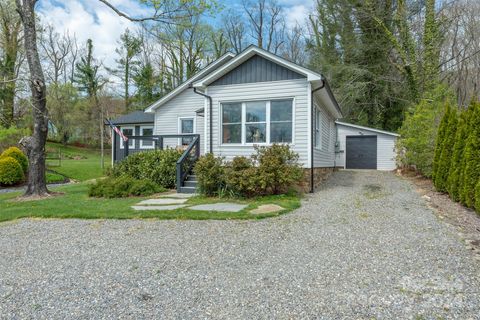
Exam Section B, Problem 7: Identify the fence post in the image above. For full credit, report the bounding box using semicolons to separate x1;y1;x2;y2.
159;136;164;150
125;140;129;158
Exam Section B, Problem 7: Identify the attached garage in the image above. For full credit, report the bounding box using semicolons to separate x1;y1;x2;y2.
335;121;399;170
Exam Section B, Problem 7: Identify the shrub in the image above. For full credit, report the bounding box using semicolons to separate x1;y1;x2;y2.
88;176;164;198
475;180;480;213
1;146;28;173
194;153;225;196
433;105;457;192
460;100;480;208
432;103;451;183
253;144;303;195
224;156;260;197
397;85;453;177
110;148;182;189
446;109;470;201
0;156;24;186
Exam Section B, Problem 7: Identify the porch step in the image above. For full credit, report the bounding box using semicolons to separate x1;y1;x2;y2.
178;186;197;194
178;174;197;194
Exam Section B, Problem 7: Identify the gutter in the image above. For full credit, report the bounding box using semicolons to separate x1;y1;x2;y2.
192;86;213;153
310;80;326;193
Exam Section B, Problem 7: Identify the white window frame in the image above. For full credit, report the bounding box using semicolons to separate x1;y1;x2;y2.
315;107;322;150
220;98;295;146
178;117;196;145
119;126;135;149
140;125;154;149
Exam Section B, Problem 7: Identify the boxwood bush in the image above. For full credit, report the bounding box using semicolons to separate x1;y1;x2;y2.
1;146;28;173
110;149;182;189
194;153;225;196
0;156;24;186
89;176;165;198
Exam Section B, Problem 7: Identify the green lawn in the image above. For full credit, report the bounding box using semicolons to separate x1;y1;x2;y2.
46;142;105;181
0;183;301;222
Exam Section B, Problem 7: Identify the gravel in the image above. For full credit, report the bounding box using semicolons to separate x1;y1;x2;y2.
1;170;480;319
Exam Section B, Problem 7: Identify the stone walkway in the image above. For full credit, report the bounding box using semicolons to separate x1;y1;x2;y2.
130;193;250;212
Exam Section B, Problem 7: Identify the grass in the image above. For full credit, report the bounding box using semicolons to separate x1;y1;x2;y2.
0;183;302;222
45;171;66;184
46;142;104;181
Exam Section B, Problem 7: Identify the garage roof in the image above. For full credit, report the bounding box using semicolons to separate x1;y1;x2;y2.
335;121;400;137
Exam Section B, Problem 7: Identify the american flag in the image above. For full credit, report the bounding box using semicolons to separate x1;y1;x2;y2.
105;119;128;142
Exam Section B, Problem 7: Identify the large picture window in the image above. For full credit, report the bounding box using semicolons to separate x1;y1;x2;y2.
221;99;293;145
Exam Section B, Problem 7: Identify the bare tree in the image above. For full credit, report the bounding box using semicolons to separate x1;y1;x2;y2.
39;24;73;85
222;9;246;54
243;0;285;53
283;23;306;65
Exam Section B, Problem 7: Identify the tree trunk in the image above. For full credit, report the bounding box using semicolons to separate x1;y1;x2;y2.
16;0;49;196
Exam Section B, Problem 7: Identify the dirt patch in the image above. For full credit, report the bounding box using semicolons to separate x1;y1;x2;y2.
399;170;480;260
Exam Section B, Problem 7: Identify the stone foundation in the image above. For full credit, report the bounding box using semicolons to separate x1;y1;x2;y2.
299;167;336;192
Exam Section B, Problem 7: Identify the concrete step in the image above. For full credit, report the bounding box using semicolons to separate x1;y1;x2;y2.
186;175;197;182
178;186;197;194
184;180;197;188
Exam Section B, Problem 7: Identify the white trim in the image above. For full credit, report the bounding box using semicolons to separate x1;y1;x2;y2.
119;126;135;149
111;128;114;166
193;46;322;88
204;88;208;153
335;121;400;137
307;82;312;168
314;105;322;150
144;52;235;113
178;117;196;146
139;125;154;149
219;98;295;146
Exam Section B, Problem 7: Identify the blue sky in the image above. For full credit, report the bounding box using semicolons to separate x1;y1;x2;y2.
37;0;313;68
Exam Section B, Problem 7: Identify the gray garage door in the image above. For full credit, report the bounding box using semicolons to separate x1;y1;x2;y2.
346;135;377;169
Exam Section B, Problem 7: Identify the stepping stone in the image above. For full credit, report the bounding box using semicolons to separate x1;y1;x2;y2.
131;205;187;211
137;198;187;205
159;193;195;199
250;204;285;214
188;203;247;212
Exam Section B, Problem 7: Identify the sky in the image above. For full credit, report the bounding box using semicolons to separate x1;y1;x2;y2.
37;0;314;68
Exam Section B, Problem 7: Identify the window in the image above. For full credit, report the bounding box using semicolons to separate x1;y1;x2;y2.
222;103;242;143
120;127;134;149
270;100;293;143
179;118;195;145
221;99;293;145
140;126;154;149
315;108;322;149
245;101;266;143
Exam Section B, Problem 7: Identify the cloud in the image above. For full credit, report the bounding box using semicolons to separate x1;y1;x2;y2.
283;1;313;28
37;0;143;68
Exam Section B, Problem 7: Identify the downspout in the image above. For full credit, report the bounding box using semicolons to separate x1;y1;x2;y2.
192;86;213;153
310;80;326;193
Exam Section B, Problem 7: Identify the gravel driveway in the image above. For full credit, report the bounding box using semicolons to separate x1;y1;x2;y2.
1;170;480;319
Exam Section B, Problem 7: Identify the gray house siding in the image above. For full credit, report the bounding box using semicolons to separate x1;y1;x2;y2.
211;54;305;86
153;88;205;154
207;78;310;166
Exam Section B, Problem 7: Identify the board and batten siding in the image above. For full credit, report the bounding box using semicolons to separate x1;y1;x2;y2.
153;88;205;154
313;93;337;168
207;79;310;166
335;124;398;170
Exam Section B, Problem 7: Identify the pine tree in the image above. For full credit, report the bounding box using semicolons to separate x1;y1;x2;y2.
446;108;470;201
435;106;457;192
432;103;450;184
461;100;480;208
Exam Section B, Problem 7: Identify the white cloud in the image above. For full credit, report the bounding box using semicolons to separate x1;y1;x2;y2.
37;0;143;69
284;2;313;28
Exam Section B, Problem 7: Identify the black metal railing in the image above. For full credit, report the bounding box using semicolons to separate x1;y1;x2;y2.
176;135;200;191
120;134;200;190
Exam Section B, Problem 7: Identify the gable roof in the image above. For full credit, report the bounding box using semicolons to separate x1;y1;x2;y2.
193;45;322;88
335;121;400;137
145;52;235;113
110;110;154;125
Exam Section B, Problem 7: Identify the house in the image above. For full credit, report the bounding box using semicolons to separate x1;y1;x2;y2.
108;45;398;193
335;121;399;170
